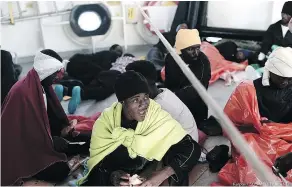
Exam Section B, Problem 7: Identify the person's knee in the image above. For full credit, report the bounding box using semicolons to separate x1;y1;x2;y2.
53;163;70;181
192;140;202;162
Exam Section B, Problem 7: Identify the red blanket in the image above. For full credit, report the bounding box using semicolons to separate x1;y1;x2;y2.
68;112;101;132
214;81;292;186
1;70;68;185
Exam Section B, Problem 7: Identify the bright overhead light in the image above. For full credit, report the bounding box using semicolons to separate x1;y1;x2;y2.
78;11;102;31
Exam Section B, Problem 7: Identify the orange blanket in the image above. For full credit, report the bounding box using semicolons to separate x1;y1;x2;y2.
200;42;248;84
214;81;292;186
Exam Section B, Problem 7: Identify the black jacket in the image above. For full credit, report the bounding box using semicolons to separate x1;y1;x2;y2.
254;78;292;123
1;50;18;104
83;117;201;186
164;52;211;123
82;70;121;101
165;52;211;91
215;41;238;62
260;20;292;54
67;51;119;85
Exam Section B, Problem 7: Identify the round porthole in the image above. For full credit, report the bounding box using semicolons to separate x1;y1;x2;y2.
70;4;111;37
78;11;101;31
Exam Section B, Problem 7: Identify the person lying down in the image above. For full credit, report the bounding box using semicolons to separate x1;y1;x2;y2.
78;71;201;186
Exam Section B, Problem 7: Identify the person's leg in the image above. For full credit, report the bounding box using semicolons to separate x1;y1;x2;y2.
34;162;70;182
67;84;113;114
65;143;90;157
68;71;120;114
81;164;111;186
68;86;82;114
162;135;201;186
54;78;83;102
82;85;115;101
65;132;91;156
54;85;64;102
175;87;208;125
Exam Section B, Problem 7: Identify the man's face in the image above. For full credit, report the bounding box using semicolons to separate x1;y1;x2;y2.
111;45;123;57
281;13;292;25
123;93;150;122
180;23;188;30
181;45;201;60
236;51;246;62
42;68;65;86
52;68;65;84
289;18;292;32
270;72;292;89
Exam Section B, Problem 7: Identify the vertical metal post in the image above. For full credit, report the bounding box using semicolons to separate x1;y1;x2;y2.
53;1;58;13
121;1;128;51
91;37;96;53
16;2;23;18
8;2;15;24
36;2;46;49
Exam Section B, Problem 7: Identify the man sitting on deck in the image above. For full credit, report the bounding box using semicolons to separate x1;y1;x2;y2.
213;47;292;186
78;71;201;186
1;49;90;186
257;1;292;64
254;47;292;123
126;60;199;142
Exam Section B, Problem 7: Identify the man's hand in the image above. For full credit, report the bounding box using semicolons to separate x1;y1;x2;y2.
61;125;74;137
140;167;175;187
119;174;131;186
110;170;130;186
52;136;68;153
61;119;77;137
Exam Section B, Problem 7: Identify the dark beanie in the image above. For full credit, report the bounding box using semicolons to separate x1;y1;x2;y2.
114;71;149;102
125;60;157;84
282;1;292;16
41;49;63;62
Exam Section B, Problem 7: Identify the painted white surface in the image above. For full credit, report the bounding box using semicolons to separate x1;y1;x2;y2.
207;1;287;30
1;1;288;59
1;1;177;58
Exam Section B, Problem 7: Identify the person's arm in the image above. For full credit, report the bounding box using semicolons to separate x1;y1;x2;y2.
190;53;211;89
237;125;259;134
146;48;165;69
164;54;182;91
163;135;201;183
260;24;275;56
1;50;17;102
141;135;201;186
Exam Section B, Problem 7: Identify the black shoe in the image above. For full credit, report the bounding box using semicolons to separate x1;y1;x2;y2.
206;145;230;173
198;116;223;136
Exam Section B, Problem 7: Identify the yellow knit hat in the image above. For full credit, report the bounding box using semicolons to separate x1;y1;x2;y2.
174;29;201;54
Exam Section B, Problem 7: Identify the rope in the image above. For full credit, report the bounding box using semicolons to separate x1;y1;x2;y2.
136;3;280;186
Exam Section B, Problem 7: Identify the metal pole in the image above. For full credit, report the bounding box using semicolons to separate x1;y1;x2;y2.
1;10;71;24
91;37;96;53
53;1;58;13
41;16;123;26
121;1;127;51
16;2;23;18
137;3;280;186
36;2;46;49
